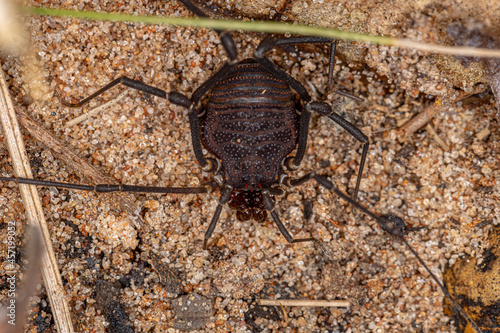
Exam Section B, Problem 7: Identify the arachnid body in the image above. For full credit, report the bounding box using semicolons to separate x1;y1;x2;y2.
8;0;371;249
0;1;495;332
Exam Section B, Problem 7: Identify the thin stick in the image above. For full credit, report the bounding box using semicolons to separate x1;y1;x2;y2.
399;103;441;139
425;123;449;151
65;90;128;127
15;106;143;227
0;67;75;332
257;299;350;307
399;84;488;139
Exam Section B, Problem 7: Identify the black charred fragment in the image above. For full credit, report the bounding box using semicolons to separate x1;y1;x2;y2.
31;292;55;332
477;186;494;194
477;248;498;273
244;283;298;332
479;302;500;327
244;301;281;333
118;262;146;288
94;281;134;333
396;144;416;162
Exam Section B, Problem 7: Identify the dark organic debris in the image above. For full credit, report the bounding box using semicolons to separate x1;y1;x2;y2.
244;283;298;332
94;281;134;333
148;252;183;295
443;227;500;332
172;294;213;331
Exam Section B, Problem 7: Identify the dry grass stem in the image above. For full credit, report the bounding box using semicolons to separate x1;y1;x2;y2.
257;299;350;307
399;103;441;139
65;90;128;127
425;123;449;151
399;84;488;139
22;6;500;59
0;68;74;332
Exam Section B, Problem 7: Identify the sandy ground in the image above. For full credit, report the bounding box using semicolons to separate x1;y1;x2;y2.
0;0;498;332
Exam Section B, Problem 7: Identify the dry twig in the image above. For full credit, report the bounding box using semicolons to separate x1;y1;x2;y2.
399;84;488;139
64;90;128;127
0;67;74;333
257;299;350;307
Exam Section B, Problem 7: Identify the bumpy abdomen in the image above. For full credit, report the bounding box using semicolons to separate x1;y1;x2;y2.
202;60;298;189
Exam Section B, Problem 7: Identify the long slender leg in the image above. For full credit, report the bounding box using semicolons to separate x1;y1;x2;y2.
262;189;315;244
56;77;215;171
255;36;341;101
274;37;336;88
56;76;198;113
203;184;233;249
177;0;237;61
56;73;216;171
255;37;362;100
188;106;212;171
320;39;363;101
328;40;336;88
57;76;178;107
285;172;483;333
177;0;241;105
284;104;311;171
0;176;220;194
282;171;407;235
307;101;369;200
